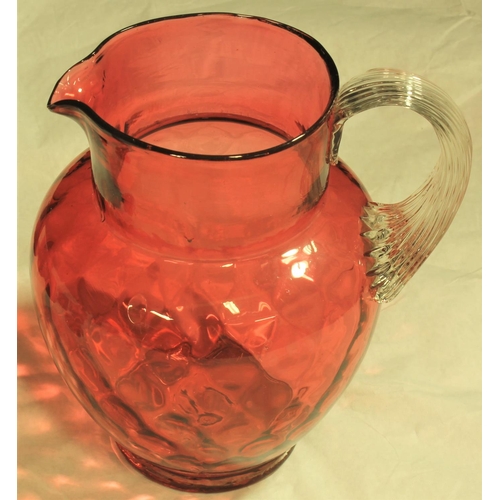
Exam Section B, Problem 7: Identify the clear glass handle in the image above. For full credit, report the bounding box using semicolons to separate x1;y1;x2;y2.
332;68;472;303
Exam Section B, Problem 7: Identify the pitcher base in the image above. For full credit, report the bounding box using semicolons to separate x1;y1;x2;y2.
116;444;295;493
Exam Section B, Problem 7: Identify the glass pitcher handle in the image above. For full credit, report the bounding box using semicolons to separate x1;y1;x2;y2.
332;68;472;303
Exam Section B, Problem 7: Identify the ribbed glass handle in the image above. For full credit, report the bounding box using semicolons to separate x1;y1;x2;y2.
332;68;472;303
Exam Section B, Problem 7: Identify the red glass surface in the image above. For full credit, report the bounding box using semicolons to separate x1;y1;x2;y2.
32;14;379;492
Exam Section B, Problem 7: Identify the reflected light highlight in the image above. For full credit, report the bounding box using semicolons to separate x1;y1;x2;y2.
150;310;174;321
99;480;124;491
223;301;241;315
51;475;79;487
303;241;318;255
291;260;314;281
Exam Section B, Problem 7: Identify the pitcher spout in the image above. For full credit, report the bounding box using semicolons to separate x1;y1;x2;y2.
48;57;101;120
47;54;129;212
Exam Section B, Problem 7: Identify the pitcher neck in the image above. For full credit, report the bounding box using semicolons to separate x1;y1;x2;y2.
46;13;340;253
81;117;333;254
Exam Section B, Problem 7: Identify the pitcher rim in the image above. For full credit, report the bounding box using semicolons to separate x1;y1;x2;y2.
48;12;340;162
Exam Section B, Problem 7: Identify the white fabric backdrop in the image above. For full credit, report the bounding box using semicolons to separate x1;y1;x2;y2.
18;1;481;499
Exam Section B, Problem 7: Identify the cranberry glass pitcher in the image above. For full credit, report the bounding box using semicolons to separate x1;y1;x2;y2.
31;13;471;493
